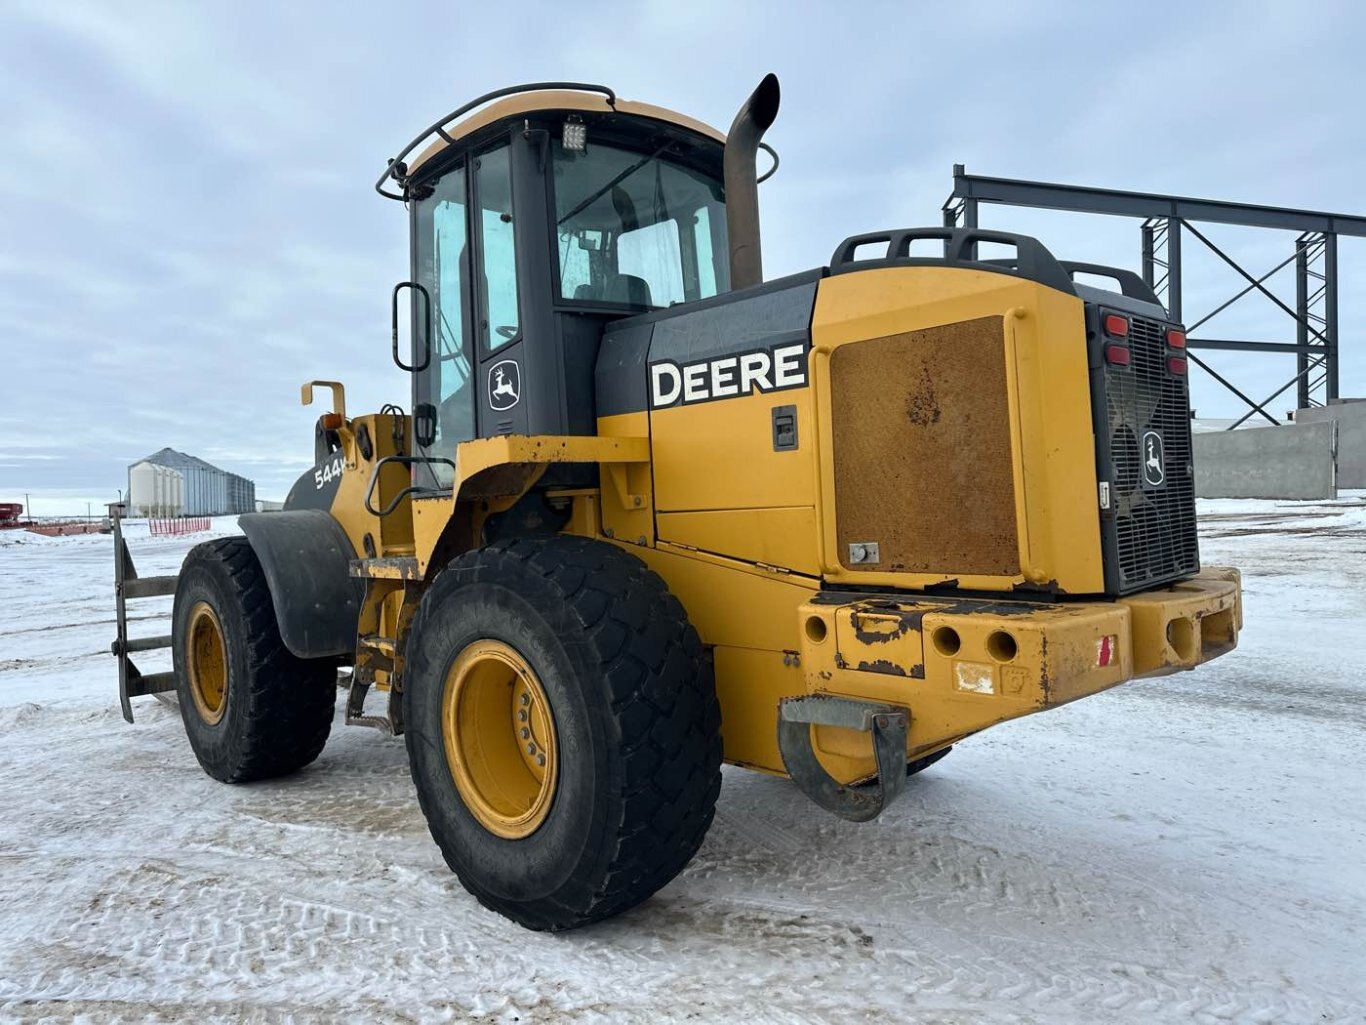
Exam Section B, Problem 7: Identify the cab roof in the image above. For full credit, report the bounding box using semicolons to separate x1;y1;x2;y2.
380;84;726;197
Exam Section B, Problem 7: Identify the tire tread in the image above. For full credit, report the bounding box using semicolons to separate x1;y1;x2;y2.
405;535;722;930
175;537;335;783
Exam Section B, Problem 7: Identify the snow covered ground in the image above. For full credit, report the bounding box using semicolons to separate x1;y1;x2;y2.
2;504;1365;1024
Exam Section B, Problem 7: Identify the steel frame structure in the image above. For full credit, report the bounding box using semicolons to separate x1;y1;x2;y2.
943;165;1362;426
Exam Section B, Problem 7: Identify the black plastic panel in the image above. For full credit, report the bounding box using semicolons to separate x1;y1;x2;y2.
1089;307;1200;595
238;511;363;658
596;270;822;417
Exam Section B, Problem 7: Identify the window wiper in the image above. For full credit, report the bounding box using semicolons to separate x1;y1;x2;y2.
557;142;671;226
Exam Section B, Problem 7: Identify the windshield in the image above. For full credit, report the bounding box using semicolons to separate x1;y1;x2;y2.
552;140;728;307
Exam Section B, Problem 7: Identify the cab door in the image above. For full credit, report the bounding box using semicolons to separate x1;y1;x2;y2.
470;142;529;437
411;161;475;485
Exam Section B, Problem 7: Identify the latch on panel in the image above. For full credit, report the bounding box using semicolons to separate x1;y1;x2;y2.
771;404;798;451
848;542;881;565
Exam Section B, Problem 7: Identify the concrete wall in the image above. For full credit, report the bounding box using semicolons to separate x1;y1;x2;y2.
1194;420;1336;499
1296;399;1366;488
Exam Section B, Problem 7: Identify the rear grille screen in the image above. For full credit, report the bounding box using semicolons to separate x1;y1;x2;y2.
830;316;1020;577
1102;314;1199;592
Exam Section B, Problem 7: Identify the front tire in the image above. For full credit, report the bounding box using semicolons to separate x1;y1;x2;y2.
171;537;336;783
404;536;722;931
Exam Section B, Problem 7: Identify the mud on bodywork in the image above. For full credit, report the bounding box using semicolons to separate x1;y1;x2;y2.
788;572;1241;787
836;597;1066;681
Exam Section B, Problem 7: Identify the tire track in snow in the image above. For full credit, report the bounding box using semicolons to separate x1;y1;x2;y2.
5;512;1366;1023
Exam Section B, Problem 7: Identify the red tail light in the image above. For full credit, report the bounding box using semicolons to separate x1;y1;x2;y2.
1103;314;1130;337
1167;329;1187;349
1167;356;1187;375
1105;344;1131;366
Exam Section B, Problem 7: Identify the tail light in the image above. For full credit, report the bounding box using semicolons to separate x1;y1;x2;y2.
1105;344;1131;366
1103;313;1130;337
1167;356;1187;375
1167;329;1186;349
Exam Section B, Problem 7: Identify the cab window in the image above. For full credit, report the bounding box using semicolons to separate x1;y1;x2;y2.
553;140;728;307
412;164;473;474
475;145;520;350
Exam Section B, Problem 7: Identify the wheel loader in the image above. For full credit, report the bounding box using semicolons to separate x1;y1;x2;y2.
112;75;1243;931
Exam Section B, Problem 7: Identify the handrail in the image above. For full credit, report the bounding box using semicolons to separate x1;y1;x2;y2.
756;142;780;184
1058;260;1163;307
364;455;456;517
375;82;617;200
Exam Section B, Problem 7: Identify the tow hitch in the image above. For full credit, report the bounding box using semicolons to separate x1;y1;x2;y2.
777;695;910;822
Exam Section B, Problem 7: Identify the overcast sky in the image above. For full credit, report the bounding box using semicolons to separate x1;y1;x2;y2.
4;0;1365;514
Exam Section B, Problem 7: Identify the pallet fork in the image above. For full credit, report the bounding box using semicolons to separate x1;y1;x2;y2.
111;513;179;722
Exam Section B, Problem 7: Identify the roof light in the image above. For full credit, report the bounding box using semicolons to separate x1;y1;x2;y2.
1104;344;1131;366
1103;313;1130;338
562;120;588;152
1167;356;1187;375
1167;329;1187;349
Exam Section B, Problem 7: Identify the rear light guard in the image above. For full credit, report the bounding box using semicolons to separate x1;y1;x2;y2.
1101;311;1187;376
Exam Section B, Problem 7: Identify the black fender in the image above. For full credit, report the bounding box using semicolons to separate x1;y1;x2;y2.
238;510;362;659
283;451;345;512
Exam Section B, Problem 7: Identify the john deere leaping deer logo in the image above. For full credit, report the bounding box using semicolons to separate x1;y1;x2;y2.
1141;429;1165;488
488;359;521;411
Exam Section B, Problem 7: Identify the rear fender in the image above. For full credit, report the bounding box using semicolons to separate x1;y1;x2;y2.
415;434;651;577
238;510;362;659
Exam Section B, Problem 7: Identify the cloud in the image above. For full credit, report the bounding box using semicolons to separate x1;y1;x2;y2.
4;0;1366;513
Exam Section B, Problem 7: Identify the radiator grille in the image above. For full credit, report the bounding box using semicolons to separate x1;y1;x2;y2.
1103;315;1199;592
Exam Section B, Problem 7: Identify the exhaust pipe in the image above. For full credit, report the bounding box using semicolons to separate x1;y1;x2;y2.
724;73;781;291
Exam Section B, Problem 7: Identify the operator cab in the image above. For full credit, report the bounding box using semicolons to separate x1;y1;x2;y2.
381;85;732;487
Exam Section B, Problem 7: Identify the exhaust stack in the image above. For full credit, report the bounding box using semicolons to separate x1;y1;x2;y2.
724;73;780;291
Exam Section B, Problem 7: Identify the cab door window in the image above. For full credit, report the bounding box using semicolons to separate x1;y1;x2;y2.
412;164;472;476
475;145;520;350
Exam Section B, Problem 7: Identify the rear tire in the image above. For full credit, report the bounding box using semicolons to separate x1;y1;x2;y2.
171;537;336;783
849;745;952;796
907;746;951;777
404;535;722;931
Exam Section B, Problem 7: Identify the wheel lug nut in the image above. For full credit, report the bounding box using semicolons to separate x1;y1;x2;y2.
526;743;536;754
520;693;530;706
518;709;528;722
520;727;530;739
536;754;546;767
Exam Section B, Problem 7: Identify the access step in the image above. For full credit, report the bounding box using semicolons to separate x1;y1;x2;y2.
359;633;397;655
349;557;420;581
345;669;399;735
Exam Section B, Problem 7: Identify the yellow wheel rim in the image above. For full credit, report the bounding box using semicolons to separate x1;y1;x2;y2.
186;601;228;725
441;640;558;839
